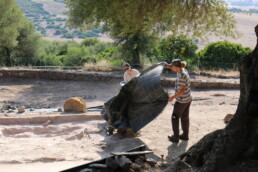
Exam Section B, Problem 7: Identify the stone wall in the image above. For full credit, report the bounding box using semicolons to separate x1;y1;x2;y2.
0;69;239;89
161;78;239;89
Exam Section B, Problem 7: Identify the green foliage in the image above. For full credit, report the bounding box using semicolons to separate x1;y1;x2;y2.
81;38;100;47
116;33;158;66
11;19;41;65
96;46;122;60
0;0;23;48
157;35;198;63
63;46;85;66
37;39;113;66
198;41;252;69
33;55;63;66
0;0;41;66
65;0;238;67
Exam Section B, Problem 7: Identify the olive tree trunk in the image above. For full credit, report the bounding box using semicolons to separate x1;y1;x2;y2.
166;25;258;172
132;44;141;68
4;47;12;67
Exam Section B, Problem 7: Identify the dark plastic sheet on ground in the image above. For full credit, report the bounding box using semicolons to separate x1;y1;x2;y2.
101;64;169;132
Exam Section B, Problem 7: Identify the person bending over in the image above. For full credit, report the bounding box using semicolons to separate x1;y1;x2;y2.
123;63;140;82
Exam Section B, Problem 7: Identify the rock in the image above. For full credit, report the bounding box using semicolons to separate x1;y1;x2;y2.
106;157;118;169
135;156;145;167
130;163;141;171
4;105;12;110
219;102;225;105
115;155;132;168
224;114;234;123
42;120;52;126
7;109;14;113
64;97;86;112
30;108;35;111
145;158;157;167
143;163;152;169
18;106;25;113
57;108;62;112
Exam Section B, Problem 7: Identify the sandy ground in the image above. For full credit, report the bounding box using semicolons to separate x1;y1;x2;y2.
0;78;239;172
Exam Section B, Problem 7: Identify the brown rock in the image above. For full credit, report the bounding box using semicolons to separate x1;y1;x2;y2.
224;114;234;123
64;97;86;112
18;106;25;113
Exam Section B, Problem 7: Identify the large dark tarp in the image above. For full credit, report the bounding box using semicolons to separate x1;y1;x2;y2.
101;64;169;132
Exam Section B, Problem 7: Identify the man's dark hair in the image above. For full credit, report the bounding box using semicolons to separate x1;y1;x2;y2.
123;63;131;67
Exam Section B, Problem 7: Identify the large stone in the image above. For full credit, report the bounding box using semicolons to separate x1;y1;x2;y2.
18;106;25;113
64;97;86;112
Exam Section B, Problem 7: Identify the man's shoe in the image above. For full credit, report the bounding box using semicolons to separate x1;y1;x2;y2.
179;134;189;141
168;135;179;142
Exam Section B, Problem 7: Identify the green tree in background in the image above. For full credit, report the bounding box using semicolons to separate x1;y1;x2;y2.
198;41;252;69
0;0;23;66
81;38;100;47
0;0;41;66
114;32;158;66
157;35;198;62
65;0;237;67
11;19;41;65
34;39;113;66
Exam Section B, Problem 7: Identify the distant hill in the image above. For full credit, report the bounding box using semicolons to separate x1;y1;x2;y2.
16;0;102;40
197;13;257;50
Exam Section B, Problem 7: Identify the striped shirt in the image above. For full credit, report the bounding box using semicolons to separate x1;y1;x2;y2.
175;68;192;103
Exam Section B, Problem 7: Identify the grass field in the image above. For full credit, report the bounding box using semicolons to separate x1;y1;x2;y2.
198;13;258;50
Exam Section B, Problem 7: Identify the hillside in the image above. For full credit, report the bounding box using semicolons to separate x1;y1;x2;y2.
16;0;102;41
198;13;258;50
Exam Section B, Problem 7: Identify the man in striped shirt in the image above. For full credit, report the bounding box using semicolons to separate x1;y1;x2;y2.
164;59;192;143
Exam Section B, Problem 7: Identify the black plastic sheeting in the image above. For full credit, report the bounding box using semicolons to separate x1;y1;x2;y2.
101;64;169;133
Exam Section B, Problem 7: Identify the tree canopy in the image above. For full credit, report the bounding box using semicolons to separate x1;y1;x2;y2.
0;0;41;66
0;0;23;49
65;0;238;67
65;0;237;39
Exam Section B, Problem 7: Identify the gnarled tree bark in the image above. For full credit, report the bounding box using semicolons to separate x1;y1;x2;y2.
166;25;258;172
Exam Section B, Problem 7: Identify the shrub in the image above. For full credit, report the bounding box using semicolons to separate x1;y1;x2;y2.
198;41;252;69
157;34;198;63
81;38;100;47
